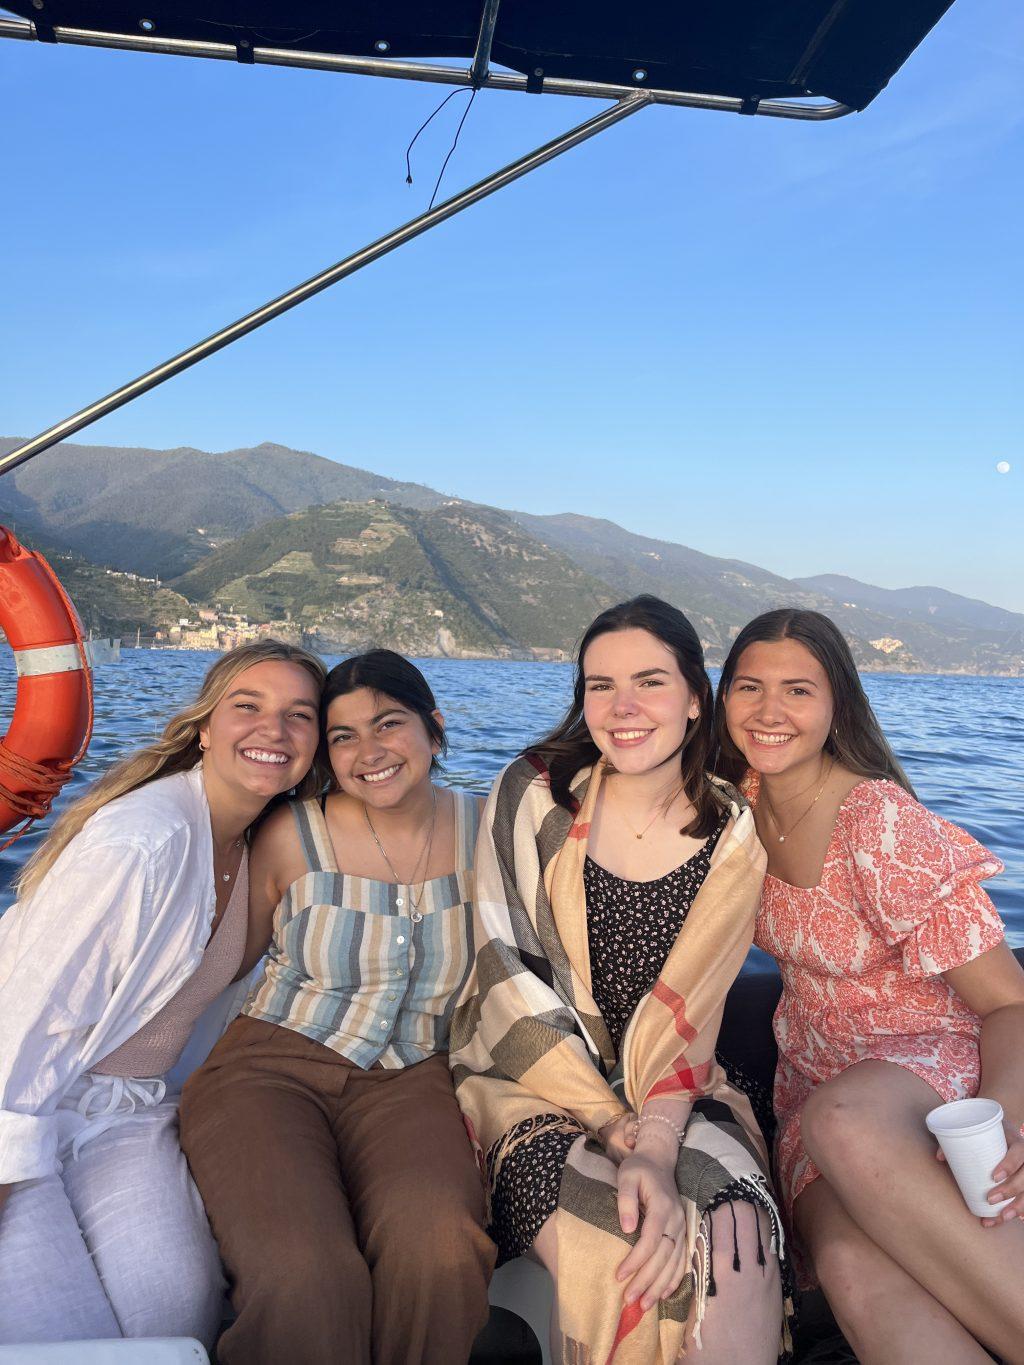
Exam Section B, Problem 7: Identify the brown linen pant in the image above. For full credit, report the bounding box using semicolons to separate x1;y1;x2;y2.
179;1016;495;1365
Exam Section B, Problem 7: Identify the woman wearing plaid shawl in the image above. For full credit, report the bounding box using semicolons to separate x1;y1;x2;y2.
451;597;791;1364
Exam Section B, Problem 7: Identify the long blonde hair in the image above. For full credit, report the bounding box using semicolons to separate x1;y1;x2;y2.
16;638;327;900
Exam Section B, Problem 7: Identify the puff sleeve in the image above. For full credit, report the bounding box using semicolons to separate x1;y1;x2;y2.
849;781;1005;979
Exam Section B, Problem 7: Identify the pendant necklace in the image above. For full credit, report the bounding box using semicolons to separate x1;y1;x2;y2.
365;788;438;912
216;837;244;882
612;784;685;840
762;760;833;844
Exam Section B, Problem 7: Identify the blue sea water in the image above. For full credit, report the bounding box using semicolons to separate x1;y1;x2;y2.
1;653;1021;944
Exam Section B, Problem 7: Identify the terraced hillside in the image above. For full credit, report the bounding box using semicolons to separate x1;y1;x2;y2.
170;500;613;657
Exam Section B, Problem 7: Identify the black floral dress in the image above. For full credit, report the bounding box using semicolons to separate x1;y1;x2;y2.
490;816;745;1263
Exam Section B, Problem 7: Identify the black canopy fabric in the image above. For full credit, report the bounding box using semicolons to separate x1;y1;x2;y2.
5;0;954;111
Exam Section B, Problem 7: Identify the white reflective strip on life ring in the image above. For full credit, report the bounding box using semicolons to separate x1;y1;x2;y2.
12;642;91;678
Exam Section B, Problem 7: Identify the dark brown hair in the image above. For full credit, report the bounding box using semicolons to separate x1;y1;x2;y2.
713;608;914;795
525;595;725;837
322;650;447;786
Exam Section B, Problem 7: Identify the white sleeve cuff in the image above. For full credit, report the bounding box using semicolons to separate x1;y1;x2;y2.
0;1109;59;1184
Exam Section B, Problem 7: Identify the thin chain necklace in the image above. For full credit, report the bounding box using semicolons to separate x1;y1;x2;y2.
215;837;244;883
611;782;686;841
762;760;833;844
364;788;437;911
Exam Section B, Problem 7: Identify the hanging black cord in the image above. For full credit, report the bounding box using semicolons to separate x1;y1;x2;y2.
428;88;477;209
404;87;478;209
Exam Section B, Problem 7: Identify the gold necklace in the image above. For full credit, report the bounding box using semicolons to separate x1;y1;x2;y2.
612;784;685;841
762;761;833;844
364;789;438;911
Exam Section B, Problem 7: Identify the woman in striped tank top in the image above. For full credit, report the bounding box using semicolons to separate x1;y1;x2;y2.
180;650;495;1365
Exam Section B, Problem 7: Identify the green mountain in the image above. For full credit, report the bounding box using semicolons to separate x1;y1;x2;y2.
795;574;1024;635
4;437;1021;674
510;512;1024;674
170;500;614;657
509;511;809;651
0;438;448;579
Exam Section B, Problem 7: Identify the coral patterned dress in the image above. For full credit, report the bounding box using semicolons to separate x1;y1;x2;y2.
749;775;1005;1223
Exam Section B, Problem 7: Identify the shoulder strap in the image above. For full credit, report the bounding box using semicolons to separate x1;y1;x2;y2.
453;788;482;869
289;798;340;874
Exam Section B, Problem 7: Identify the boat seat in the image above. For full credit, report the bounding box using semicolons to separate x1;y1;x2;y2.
0;1342;208;1363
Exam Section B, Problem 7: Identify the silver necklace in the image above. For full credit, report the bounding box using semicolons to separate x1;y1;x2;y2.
216;837;244;883
364;789;438;911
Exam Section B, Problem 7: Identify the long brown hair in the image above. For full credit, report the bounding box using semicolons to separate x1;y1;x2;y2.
713;608;914;795
526;595;725;837
16;638;327;899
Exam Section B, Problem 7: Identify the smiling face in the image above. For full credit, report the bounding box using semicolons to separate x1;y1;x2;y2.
325;686;442;808
198;659;320;806
723;638;834;780
582;627;699;777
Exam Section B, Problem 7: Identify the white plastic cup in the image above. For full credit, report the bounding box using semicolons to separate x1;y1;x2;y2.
925;1098;1012;1219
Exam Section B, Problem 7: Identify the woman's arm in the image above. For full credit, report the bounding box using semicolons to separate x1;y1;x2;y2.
613;1095;694;1312
0;840;154;1187
944;941;1024;1223
235;806;300;980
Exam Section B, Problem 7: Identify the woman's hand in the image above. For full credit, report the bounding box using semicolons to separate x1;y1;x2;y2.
985;1120;1024;1225
614;1141;689;1313
597;1112;637;1165
935;1117;1024;1226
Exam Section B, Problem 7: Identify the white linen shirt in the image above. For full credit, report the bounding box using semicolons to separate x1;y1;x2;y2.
0;765;222;1185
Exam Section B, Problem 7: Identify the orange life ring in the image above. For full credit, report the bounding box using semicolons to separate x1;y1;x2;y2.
0;526;93;841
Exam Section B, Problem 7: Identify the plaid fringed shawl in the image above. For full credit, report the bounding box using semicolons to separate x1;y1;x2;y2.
450;756;789;1363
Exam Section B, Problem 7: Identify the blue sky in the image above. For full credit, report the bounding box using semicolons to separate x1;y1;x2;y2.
2;1;1022;610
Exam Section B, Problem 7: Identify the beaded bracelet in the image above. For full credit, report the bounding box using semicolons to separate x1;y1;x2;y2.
631;1112;686;1146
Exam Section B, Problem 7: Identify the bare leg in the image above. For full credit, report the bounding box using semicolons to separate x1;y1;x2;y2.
694;1203;781;1365
800;1060;1024;1364
532;1202;782;1365
796;1177;991;1365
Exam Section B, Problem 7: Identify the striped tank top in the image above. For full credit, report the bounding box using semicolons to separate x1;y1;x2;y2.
244;789;480;1069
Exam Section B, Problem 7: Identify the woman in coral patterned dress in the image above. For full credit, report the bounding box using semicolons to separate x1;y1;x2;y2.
714;608;1024;1365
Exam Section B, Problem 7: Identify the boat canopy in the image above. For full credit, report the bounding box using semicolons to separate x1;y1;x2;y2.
1;1;954;113
0;0;959;479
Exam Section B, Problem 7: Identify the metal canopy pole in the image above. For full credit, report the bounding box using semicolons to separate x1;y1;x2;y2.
469;0;501;87
0;94;651;477
0;17;851;120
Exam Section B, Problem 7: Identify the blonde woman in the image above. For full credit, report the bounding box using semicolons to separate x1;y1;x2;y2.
180;650;494;1365
0;639;325;1349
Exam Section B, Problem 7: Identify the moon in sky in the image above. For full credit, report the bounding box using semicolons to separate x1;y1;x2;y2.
995;461;1011;474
